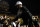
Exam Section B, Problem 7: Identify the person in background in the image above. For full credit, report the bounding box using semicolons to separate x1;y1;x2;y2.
0;15;8;27
0;15;6;24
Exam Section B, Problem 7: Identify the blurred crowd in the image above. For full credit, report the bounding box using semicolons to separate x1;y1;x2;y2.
0;15;23;27
0;15;40;27
32;16;40;27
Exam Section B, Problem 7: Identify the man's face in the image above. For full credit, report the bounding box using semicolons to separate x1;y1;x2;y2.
17;4;22;8
19;4;22;7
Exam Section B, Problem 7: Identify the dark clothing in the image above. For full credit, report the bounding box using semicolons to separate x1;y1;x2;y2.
13;6;32;26
0;19;8;27
33;20;39;27
1;19;6;24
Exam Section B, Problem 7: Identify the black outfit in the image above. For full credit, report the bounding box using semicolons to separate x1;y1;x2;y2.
13;6;32;27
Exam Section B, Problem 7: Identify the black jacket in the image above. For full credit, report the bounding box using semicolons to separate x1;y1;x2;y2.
14;6;32;25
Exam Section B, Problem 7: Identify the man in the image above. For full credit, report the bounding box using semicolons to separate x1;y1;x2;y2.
0;15;6;24
0;15;8;27
14;1;32;27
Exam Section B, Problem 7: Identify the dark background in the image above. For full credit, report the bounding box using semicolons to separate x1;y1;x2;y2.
1;0;40;19
3;0;40;16
0;0;40;25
